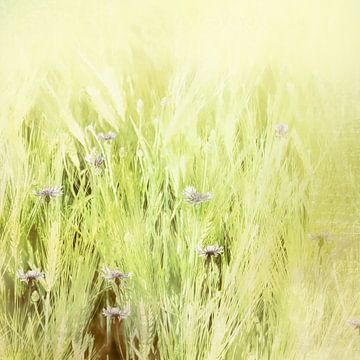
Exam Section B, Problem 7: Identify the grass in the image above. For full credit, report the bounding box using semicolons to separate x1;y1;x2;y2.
1;0;360;359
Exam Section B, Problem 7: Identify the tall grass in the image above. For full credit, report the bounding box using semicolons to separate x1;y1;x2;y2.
1;0;360;359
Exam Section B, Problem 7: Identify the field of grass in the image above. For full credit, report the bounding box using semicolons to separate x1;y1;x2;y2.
1;1;360;359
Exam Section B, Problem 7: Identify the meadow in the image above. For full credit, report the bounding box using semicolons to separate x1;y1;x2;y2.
1;0;360;359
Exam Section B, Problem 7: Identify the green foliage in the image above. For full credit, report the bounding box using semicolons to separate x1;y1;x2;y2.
1;1;360;359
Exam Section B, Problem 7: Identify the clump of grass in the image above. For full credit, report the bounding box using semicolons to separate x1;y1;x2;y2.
0;0;360;359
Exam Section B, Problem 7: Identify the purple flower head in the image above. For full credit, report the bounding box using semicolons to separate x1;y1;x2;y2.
197;245;224;259
34;185;62;201
102;267;132;286
183;186;212;205
273;124;289;138
17;268;45;285
98;132;117;142
102;306;130;322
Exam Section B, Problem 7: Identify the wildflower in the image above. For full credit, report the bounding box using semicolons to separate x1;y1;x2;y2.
348;319;360;332
197;245;224;259
98;131;117;141
102;306;130;322
34;185;62;201
183;186;212;205
17;269;45;285
102;267;132;286
85;153;105;168
273;124;289;138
